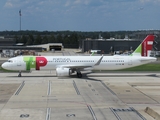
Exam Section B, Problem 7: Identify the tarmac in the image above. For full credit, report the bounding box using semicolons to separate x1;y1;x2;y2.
0;50;160;120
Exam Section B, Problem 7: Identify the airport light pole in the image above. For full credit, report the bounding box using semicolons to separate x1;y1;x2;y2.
19;9;22;31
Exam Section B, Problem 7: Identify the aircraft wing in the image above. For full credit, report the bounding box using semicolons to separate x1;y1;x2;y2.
56;55;103;69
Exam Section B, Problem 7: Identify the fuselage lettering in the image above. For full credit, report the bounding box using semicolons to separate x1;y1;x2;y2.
53;58;71;62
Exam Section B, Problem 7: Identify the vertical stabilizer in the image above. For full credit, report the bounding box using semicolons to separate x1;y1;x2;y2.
132;35;155;57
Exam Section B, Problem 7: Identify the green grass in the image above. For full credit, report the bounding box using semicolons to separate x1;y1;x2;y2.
120;63;160;71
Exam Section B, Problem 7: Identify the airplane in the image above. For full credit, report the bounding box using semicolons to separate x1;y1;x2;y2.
1;35;157;78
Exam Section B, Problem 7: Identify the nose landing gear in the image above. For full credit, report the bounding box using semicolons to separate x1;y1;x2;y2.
18;71;22;77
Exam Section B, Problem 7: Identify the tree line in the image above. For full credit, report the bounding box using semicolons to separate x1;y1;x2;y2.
14;33;80;48
0;30;159;48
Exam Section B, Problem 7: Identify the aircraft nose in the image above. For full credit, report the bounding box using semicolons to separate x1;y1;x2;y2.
1;63;8;70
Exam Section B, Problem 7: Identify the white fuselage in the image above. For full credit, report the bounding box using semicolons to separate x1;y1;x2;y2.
1;55;157;71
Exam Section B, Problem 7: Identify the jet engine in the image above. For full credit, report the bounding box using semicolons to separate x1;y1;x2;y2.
56;68;72;77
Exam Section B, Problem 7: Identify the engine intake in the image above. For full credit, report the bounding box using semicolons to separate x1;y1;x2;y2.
56;68;71;77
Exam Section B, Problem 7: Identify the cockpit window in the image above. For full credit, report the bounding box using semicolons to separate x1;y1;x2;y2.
8;60;13;63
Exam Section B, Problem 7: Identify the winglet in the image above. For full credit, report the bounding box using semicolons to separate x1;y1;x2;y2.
131;35;155;57
90;52;95;56
95;55;103;65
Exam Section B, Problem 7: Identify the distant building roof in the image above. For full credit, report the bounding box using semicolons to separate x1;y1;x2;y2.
0;37;15;46
15;43;24;46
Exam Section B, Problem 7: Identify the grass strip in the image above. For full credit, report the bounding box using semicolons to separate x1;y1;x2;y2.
120;63;160;71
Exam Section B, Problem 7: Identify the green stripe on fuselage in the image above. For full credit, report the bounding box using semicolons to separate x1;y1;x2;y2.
23;56;36;70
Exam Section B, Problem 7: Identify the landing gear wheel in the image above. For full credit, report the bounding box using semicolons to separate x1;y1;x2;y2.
77;72;82;78
18;71;22;77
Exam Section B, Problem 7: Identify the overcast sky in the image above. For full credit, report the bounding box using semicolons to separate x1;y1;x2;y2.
0;0;160;31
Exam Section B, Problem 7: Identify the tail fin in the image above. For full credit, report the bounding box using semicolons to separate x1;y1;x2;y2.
132;35;155;57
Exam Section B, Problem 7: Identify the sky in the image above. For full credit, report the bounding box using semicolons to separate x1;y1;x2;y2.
0;0;160;31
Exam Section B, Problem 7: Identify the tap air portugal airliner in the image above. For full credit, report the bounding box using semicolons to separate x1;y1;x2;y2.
1;35;157;78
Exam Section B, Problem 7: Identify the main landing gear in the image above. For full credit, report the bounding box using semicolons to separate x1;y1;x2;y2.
77;72;82;78
18;71;22;77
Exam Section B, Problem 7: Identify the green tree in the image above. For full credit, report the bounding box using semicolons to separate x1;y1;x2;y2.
57;34;63;43
25;37;32;45
33;35;42;45
70;33;78;44
41;36;48;44
48;35;56;43
63;35;70;44
28;34;34;43
14;35;19;43
20;35;27;44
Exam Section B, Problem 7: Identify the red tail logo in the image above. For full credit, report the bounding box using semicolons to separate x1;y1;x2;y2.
141;35;155;56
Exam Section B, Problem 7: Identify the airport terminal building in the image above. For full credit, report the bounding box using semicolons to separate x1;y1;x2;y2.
82;38;140;54
82;32;160;54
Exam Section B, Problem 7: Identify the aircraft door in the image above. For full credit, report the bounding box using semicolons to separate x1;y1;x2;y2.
128;56;132;65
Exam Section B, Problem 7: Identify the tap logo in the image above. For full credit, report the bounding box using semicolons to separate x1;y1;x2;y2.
23;56;47;70
39;61;44;63
132;35;155;57
36;57;47;70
